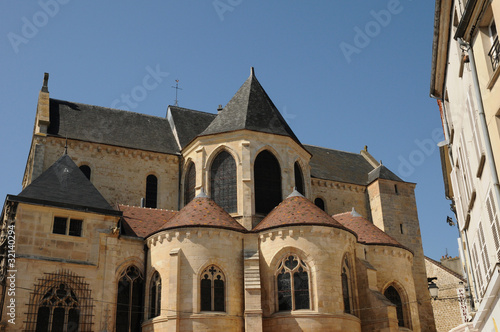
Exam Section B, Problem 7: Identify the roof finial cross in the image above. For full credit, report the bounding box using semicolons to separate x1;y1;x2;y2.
171;79;182;106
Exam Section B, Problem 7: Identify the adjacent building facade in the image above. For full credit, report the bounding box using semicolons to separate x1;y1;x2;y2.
0;69;435;331
431;0;500;330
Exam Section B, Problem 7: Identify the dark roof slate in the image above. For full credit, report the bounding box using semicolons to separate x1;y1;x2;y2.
18;154;114;212
199;69;300;143
168;106;217;148
48;99;180;154
367;164;403;183
304;145;376;185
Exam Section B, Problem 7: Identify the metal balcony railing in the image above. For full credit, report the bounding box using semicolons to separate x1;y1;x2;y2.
488;36;500;71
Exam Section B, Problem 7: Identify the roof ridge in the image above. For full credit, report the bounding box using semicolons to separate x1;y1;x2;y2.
303;144;363;156
50;98;169;121
118;204;178;213
424;256;466;281
168;105;216;116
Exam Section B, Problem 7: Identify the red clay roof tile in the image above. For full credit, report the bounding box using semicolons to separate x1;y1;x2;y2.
253;195;355;235
334;211;411;252
154;196;247;234
119;205;177;238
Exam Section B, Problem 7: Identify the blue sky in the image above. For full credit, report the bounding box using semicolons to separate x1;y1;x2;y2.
0;1;457;260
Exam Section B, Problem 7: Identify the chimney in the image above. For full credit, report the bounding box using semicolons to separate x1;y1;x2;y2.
35;73;50;135
217;104;223;113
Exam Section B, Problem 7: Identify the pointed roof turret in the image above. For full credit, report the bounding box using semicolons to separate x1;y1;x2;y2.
16;154;116;214
199;68;300;143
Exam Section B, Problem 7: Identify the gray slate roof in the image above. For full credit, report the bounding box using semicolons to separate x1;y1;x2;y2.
16;154;117;214
305;144;377;186
367;164;403;184
48;99;180;154
168;106;217;148
199;69;300;143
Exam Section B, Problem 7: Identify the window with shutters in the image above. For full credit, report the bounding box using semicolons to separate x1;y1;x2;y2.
294;162;304;195
149;271;161;319
145;175;158;208
255;150;282;214
210;151;237;213
275;254;310;312
200;265;225;312
115;266;144;332
478;223;491;281
466;88;485;176
472;243;484;296
184;162;196;206
486;189;500;261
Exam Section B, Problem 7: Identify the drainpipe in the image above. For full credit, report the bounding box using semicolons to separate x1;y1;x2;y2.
458;36;500;309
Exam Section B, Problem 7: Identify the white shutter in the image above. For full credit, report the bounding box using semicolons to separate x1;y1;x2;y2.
486;189;500;261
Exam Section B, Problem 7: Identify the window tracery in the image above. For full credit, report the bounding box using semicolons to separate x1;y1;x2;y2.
210;151;237;213
149;271;161;319
200;265;225;312
115;265;144;332
276;255;310;311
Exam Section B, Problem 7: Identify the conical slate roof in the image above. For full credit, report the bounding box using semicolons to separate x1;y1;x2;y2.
253;192;354;235
199;68;300;143
17;154;114;212
152;194;247;235
334;210;411;252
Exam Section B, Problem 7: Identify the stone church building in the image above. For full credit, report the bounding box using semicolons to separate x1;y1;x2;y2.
0;69;435;331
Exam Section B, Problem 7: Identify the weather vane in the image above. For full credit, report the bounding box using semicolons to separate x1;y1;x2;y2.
171;79;182;106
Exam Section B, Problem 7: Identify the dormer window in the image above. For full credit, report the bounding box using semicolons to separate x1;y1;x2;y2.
53;217;83;237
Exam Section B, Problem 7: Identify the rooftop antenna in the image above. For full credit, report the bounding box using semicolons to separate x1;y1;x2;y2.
171;79;182;106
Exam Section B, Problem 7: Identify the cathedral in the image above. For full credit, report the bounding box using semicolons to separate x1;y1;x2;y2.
0;69;435;331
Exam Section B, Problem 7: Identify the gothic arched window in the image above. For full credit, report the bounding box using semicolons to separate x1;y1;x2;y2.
294;162;304;195
200;265;225;312
145;175;158;208
210;151;237;213
255;150;281;214
184;162;196;206
314;198;325;211
35;284;80;332
116;266;144;332
384;286;405;327
149;271;161;319
276;255;310;311
79;165;91;180
26;270;93;332
341;256;353;314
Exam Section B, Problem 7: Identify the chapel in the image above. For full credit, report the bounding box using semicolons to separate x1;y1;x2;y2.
0;69;435;331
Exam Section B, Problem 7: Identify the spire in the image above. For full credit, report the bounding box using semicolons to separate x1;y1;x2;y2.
199;68;300;143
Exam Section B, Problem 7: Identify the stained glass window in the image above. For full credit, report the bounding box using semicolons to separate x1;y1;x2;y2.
200;265;225;312
294;162;304;195
255;150;281;214
149;271;161;318
116;266;144;332
34;284;79;332
145;175;158;208
184;162;196;206
211;151;237;213
384;286;405;327
342;256;353;314
276;255;310;311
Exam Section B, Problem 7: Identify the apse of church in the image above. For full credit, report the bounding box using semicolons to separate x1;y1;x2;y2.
0;69;435;331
